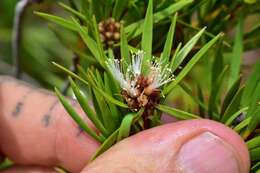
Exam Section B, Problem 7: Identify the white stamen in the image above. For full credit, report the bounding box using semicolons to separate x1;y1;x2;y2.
106;51;174;97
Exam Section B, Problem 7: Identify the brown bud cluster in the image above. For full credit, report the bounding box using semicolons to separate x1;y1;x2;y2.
121;75;161;122
98;18;121;47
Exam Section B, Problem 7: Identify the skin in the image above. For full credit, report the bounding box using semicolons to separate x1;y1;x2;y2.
0;76;250;173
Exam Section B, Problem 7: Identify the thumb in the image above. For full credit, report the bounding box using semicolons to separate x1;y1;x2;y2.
82;119;250;173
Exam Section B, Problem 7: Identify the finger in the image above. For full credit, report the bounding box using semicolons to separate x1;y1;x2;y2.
82;119;250;173
0;76;99;172
0;166;56;173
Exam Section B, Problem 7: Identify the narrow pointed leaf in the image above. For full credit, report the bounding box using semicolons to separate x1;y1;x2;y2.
120;26;130;70
233;117;251;133
52;62;88;86
35;12;77;31
125;0;193;38
87;73;128;108
164;33;222;95
72;18;105;67
249;147;260;161
156;104;200;120
241;61;260;107
225;107;248;126
170;43;182;69
208;66;228;120
112;0;129;20
117;113;134;141
58;2;87;22
91;16;106;61
229;17;244;88
161;13;177;65
244;82;260;138
91;129;119;160
251;161;260;172
247;136;260;150
69;77;109;136
55;88;104;142
221;86;244;123
221;76;241;116
179;83;208;111
171;27;206;72
141;0;153;63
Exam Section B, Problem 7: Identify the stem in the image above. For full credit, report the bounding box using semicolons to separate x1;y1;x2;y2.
62;54;80;94
12;0;30;79
12;0;43;79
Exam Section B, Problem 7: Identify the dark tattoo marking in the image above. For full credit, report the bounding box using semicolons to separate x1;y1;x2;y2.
41;100;59;127
12;101;23;117
12;89;33;117
42;114;51;127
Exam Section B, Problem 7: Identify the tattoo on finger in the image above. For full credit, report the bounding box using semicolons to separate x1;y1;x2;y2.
41;100;59;127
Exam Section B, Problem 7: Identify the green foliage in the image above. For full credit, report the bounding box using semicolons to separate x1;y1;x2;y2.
1;0;260;171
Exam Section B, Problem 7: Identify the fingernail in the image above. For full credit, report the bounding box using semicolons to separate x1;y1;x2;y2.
177;132;240;173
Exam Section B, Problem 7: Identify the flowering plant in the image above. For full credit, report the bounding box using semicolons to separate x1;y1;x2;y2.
53;1;222;157
35;0;260;170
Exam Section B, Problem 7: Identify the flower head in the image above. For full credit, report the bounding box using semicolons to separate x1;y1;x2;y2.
106;50;174;111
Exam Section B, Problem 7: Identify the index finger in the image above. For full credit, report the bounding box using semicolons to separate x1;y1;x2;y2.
0;76;100;172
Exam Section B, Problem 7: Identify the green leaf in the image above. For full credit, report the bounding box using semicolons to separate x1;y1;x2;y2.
58;2;87;22
247;136;260;150
251;161;260;172
249;147;260;161
71;18;105;67
243;82;260;138
177;20;231;48
120;26;130;70
104;73;121;123
163;33;222;95
91;16;106;61
91;88;116;132
161;13;177;66
233;117;251;133
91;129;119;160
169;43;182;69
179;82;208;112
244;23;260;40
87;72;128;108
244;0;257;4
241;61;260;107
0;159;13;170
55;88;104;142
141;0;153;63
221;86;244;123
112;0;129;20
197;83;207;117
171;27;206;72
228;17;243;88
69;77;109;137
117;113;134;141
224;107;248;126
211;41;224;88
221;76;241;116
208;61;228;119
156;104;200;120
35;12;77;31
52;62;89;86
125;0;193;38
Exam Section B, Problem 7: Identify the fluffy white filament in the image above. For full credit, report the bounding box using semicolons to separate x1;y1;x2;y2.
106;50;174;96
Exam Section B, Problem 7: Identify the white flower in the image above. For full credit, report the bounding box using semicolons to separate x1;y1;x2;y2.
106;50;174;97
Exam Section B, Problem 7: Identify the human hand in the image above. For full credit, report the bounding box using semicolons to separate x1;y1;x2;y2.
0;76;250;173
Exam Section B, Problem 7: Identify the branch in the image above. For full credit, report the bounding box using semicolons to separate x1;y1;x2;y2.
12;0;43;79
